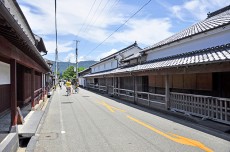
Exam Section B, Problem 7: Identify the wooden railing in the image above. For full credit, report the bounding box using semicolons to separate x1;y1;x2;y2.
87;84;107;92
114;88;134;98
34;88;42;104
135;91;165;106
170;92;230;125
107;85;114;95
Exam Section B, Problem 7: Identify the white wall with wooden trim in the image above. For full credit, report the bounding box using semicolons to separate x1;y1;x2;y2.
0;61;10;84
146;27;230;61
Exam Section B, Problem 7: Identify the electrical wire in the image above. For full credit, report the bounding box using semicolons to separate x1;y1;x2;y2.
77;0;97;36
82;0;103;34
85;0;152;56
79;0;114;48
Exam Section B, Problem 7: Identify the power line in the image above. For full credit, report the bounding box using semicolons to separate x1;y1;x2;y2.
77;0;97;36
79;0;114;48
90;0;111;27
82;0;103;34
85;0;152;56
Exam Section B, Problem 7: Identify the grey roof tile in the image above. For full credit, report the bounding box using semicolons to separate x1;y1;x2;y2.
85;44;230;77
143;7;230;52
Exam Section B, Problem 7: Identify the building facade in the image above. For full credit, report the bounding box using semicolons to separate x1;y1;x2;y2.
84;5;230;126
0;0;50;129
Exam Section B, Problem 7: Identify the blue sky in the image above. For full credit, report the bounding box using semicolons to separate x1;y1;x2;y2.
18;0;229;62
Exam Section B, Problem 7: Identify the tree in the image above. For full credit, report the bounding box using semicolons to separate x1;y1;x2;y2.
78;67;85;72
62;66;85;80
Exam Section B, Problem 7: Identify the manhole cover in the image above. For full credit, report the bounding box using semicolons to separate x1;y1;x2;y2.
61;102;73;104
39;132;58;140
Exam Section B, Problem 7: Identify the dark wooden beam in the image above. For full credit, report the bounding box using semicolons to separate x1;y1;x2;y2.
10;59;17;126
0;36;47;73
31;69;35;108
165;75;170;110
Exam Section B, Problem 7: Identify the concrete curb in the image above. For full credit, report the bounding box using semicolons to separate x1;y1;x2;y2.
0;133;18;152
25;93;54;152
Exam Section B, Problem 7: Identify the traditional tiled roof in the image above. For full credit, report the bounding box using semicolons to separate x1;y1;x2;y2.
100;41;138;62
84;43;230;77
121;52;141;62
136;43;230;71
143;5;230;52
90;42;140;68
34;34;47;53
0;0;50;71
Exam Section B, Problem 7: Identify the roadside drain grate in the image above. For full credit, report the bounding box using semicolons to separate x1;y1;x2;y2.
82;96;90;97
19;137;31;147
39;132;58;140
61;102;73;104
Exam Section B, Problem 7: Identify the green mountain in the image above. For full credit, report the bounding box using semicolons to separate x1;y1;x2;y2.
51;61;97;74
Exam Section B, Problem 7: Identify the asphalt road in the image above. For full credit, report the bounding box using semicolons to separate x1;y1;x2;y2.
34;87;230;152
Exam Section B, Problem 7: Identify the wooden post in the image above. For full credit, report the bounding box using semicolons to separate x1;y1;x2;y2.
105;77;108;93
42;73;45;101
165;75;170;110
133;75;136;104
31;69;35;108
118;77;120;96
112;77;115;95
10;59;17;126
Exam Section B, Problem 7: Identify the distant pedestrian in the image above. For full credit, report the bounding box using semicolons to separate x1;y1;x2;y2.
65;79;72;96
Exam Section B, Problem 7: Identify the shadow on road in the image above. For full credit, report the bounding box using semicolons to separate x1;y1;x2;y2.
81;88;230;141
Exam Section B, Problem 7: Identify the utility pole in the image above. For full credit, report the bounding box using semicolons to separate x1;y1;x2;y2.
74;40;80;81
54;0;58;84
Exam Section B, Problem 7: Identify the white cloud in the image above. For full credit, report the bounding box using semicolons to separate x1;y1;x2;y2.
45;41;74;53
97;49;118;61
78;55;95;61
111;18;173;46
169;0;230;22
64;53;75;63
19;0;125;36
18;0;173;47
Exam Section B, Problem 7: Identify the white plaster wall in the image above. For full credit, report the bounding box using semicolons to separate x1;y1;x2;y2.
121;47;141;59
0;61;10;84
79;77;85;87
91;58;117;73
112;60;117;68
91;46;142;73
147;28;230;61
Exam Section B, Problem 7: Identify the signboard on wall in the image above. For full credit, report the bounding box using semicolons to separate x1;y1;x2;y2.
0;61;10;84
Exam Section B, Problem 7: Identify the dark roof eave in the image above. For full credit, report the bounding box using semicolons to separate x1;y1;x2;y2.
0;2;50;72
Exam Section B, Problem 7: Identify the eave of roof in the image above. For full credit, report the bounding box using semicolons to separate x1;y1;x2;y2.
0;2;50;72
100;41;138;61
90;42;141;68
85;43;230;77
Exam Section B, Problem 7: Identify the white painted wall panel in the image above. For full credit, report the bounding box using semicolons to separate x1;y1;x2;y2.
147;29;230;61
0;61;10;84
79;77;85;87
91;46;142;73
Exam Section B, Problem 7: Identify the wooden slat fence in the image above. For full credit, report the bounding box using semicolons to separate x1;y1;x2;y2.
170;92;230;125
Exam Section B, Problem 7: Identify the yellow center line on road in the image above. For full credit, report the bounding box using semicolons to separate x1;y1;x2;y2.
127;115;213;152
96;101;126;113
